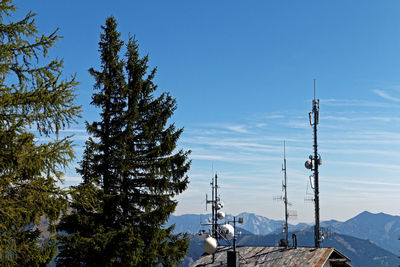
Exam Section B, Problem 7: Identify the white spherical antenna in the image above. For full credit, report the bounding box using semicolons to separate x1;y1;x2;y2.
220;224;234;240
305;160;313;169
203;236;218;254
217;211;225;220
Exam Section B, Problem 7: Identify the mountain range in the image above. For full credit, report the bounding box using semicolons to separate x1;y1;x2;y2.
321;211;400;255
166;212;309;236
169;211;400;266
168;211;400;254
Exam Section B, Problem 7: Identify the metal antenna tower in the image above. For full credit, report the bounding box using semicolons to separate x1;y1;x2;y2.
273;141;297;248
305;79;322;248
206;173;220;239
282;141;289;247
203;173;224;262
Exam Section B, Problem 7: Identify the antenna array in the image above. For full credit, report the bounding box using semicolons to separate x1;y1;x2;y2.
203;174;223;238
304;80;322;248
274;141;296;248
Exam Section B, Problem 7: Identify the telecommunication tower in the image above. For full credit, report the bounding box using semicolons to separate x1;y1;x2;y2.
304;80;322;248
205;173;223;239
282;141;289;247
274;141;296;247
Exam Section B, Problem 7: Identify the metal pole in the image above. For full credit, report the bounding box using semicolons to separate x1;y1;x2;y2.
214;174;218;239
233;217;236;253
313;80;321;248
211;176;215;239
283;141;288;248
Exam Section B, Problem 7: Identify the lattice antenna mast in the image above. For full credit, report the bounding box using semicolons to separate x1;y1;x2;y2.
201;173;226;260
282;141;289;247
205;173;220;239
213;174;218;238
274;141;297;247
305;80;322;248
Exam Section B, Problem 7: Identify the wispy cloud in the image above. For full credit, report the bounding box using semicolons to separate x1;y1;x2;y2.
323;115;400;123
328;160;400;171
281;121;309;129
190;154;225;161
226;125;248;133
263;115;285;119
191;150;281;165
183;136;283;152
322;147;400;157
322;98;389;108
372;89;400;102
322;176;400;187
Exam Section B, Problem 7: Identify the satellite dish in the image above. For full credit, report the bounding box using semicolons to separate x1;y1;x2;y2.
220;224;234;240
318;157;322;165
305;160;313;169
217;211;225;220
217;202;224;210
203;236;218;254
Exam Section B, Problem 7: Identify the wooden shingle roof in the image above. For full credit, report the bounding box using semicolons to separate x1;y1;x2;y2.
192;246;352;267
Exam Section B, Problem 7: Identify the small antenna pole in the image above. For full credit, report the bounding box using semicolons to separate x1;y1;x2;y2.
314;79;316;101
214;173;218;239
211;175;215;239
283;141;289;247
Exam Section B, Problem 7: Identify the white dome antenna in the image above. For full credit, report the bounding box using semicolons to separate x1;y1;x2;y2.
220;224;234;240
203;236;218;254
217;211;225;220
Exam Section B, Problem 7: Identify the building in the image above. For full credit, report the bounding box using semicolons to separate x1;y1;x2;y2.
192;246;352;267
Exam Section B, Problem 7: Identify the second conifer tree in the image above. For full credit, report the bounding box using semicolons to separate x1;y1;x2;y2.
57;17;191;266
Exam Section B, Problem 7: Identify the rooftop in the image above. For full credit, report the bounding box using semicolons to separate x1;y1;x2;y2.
192;246;352;267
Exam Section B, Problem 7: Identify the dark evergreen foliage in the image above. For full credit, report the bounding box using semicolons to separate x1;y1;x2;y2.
57;17;191;266
0;0;80;265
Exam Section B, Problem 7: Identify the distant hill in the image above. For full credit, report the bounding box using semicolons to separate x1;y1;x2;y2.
171;211;400;266
167;212;309;235
226;212;282;235
240;229;399;267
183;229;399;267
169;210;400;255
166;214;210;234
321;211;400;254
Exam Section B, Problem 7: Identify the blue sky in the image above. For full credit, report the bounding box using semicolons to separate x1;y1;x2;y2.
14;0;400;223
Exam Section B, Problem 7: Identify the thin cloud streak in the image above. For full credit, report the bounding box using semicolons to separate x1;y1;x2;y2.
323;177;400;187
328;160;400;171
225;125;248;133
322;98;400;108
372;89;400;103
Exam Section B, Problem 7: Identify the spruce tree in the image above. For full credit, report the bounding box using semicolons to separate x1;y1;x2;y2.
0;0;80;265
57;17;190;266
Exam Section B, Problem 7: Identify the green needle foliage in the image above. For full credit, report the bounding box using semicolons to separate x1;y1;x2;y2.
0;0;80;265
57;17;191;266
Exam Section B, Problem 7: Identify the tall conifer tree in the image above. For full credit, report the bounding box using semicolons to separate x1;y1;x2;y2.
0;0;80;265
57;17;190;266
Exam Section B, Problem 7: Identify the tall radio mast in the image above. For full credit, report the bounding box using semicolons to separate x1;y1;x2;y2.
305;80;322;248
